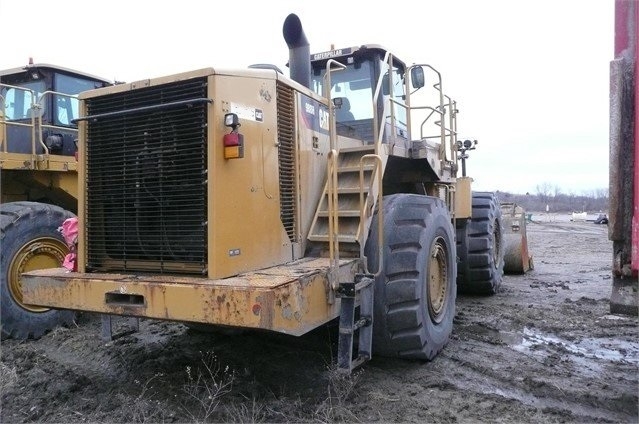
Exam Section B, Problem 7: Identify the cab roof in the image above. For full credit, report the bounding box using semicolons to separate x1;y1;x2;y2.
0;63;111;84
310;44;407;69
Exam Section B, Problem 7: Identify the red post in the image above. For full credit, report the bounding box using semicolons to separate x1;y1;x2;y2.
609;0;637;314
633;0;638;273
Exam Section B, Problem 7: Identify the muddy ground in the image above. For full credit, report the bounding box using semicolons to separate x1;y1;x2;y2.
1;217;638;423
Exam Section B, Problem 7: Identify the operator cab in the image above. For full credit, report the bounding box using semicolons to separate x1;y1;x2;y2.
310;45;424;145
0;63;111;156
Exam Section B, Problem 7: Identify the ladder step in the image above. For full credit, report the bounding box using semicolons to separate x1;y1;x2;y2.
337;165;375;173
338;145;376;154
336;187;369;194
337;274;375;373
317;210;361;218
353;316;372;331
307;234;358;243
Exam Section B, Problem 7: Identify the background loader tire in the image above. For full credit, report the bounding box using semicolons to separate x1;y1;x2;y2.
1;202;76;340
456;192;505;295
366;194;456;360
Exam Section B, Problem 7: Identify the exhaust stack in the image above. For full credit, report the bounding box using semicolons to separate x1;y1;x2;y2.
283;13;310;89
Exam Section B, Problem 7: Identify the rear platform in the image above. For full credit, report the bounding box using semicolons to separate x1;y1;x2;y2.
22;257;360;336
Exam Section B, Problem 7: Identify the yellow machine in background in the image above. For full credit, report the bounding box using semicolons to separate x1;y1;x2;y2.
20;15;530;371
0;63;111;339
501;203;534;274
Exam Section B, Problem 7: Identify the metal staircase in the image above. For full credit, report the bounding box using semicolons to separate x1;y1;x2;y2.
307;144;381;256
307;142;384;373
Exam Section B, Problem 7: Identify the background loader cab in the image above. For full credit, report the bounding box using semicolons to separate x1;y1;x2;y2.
1;62;111;211
1;63;109;163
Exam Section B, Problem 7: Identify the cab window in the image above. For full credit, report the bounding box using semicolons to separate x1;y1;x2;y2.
53;73;100;126
1;80;46;120
387;63;408;136
311;61;374;122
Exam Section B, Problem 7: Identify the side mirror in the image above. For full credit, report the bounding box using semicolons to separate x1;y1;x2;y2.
411;67;425;89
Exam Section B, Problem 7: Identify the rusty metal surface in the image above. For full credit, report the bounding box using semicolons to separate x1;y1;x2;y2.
608;56;634;247
609;0;637;315
22;257;360;336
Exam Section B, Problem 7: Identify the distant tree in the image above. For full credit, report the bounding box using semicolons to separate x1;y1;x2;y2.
500;184;609;213
595;188;609;199
536;182;552;208
553;185;562;198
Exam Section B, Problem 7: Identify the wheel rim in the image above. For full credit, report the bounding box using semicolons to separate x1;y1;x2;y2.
8;237;68;313
427;236;448;323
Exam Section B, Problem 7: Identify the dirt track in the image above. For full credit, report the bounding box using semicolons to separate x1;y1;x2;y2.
1;218;638;423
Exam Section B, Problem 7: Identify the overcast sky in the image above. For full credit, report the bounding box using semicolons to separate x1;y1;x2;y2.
1;0;614;195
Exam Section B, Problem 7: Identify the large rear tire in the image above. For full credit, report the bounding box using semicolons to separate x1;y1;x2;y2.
365;194;456;360
456;192;505;295
1;202;77;339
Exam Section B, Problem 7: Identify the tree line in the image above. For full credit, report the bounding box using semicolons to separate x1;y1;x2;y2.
496;182;609;213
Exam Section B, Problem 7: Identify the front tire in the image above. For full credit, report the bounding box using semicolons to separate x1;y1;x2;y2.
1;202;77;339
366;194;456;360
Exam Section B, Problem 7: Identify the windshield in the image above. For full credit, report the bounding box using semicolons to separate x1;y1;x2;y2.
311;61;374;122
0;80;46;120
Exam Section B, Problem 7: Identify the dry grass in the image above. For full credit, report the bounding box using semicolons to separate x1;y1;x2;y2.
0;362;18;392
179;351;235;422
314;364;364;423
224;394;269;423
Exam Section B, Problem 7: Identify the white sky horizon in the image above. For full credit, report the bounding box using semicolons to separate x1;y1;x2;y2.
0;0;614;195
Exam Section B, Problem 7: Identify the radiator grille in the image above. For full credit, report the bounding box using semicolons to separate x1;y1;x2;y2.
84;78;208;275
277;83;297;242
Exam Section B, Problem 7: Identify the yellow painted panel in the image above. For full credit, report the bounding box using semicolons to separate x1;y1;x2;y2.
455;177;473;219
208;75;292;279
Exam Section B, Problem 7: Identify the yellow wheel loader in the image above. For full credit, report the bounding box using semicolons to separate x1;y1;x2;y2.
0;63;110;339
20;14;530;371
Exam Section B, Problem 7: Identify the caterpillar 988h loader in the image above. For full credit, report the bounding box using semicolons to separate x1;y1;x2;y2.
20;14;521;371
0;63;110;339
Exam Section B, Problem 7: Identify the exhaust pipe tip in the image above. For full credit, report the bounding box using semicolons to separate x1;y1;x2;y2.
283;14;308;48
283;13;311;89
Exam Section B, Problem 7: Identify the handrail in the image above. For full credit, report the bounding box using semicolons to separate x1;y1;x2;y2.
404;63;459;173
323;59;346;152
326;149;340;286
372;51;392;152
436;182;456;227
444;95;458;166
0;93;5;152
322;59;347;287
0;84;38;166
359;154;384;277
0;83;82;168
416;105;443;140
